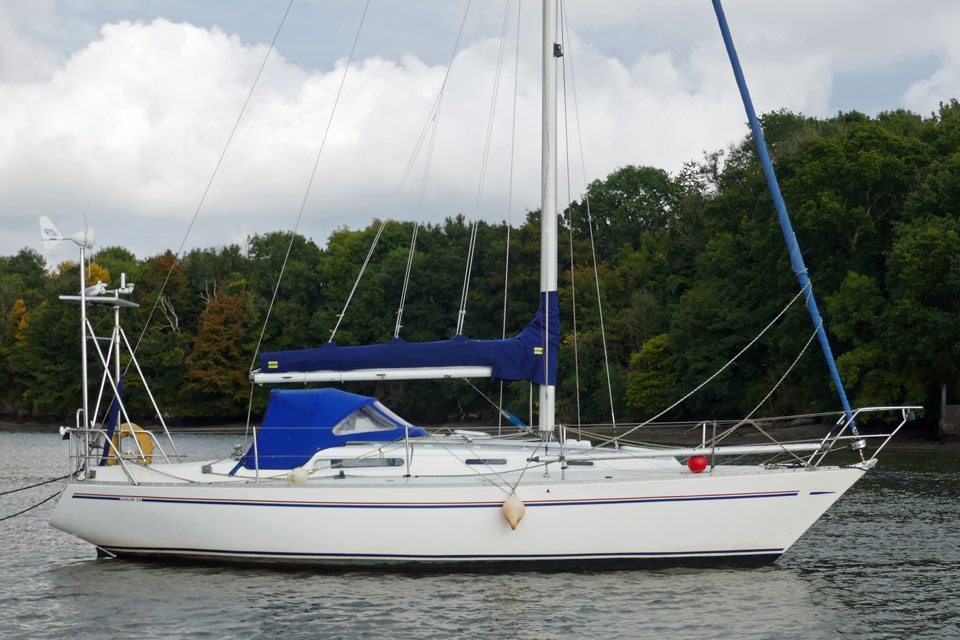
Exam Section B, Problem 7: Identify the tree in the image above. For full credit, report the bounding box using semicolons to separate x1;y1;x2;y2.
566;165;683;261
626;334;678;416
86;262;111;287
94;246;142;286
783;118;932;290
884;217;960;397
180;283;252;417
124;251;194;415
7;300;82;417
826;272;922;410
0;248;47;306
2;107;957;425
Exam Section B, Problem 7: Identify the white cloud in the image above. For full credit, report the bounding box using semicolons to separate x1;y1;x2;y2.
3;2;960;262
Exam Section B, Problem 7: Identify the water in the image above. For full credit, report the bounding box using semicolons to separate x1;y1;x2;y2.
2;431;958;639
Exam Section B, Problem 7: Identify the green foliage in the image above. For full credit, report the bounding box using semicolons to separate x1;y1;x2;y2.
885;216;960;384
4;107;959;427
7;301;81;416
94;247;141;286
0;248;47;306
626;334;678;415
826;272;922;409
566;165;683;261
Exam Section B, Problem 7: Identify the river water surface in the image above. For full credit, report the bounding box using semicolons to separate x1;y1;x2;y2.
1;431;957;639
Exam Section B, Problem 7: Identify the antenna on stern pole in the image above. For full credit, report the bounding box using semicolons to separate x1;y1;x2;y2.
39;215;97;473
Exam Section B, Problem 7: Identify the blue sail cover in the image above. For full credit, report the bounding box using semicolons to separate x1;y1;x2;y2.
260;291;560;385
239;388;427;470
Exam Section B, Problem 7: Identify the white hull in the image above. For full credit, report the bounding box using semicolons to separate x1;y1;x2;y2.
51;463;864;568
39;0;912;574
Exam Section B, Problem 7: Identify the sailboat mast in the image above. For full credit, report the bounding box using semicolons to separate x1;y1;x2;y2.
539;0;558;437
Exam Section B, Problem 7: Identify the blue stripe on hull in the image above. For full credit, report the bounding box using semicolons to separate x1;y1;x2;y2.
72;490;799;509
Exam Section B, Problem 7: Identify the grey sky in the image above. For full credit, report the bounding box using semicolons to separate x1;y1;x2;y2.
2;1;959;263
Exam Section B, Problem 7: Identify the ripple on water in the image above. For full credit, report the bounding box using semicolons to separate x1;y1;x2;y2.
1;432;958;639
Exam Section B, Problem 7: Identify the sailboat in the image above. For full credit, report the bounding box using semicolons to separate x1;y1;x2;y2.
48;1;916;568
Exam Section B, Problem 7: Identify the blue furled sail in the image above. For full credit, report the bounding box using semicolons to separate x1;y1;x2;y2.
711;0;856;432
98;375;123;466
257;291;560;386
238;388;428;470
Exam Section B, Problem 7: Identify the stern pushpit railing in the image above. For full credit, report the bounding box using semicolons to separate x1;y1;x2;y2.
60;423;174;485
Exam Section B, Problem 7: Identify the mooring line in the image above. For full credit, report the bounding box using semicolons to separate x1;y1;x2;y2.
0;474;70;496
0;491;62;523
863;468;960;500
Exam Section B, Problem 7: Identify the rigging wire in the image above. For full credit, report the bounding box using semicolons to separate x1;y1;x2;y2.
560;0;617;434
397;94;442;198
252;0;372;361
396;91;444;198
648;300;825;468
498;0;523;433
558;0;582;428
473;0;514;212
329;219;386;342
456;221;480;335
395;1;474;198
463;377;528;429
599;282;812;448
394;1;475;340
394;222;419;338
456;0;514;337
240;0;370;449
747;321;822;420
687;317;824;467
392;82;446;336
415;432;541;495
126;0;294;373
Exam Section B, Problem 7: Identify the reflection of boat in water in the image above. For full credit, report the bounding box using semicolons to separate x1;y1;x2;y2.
48;1;916;568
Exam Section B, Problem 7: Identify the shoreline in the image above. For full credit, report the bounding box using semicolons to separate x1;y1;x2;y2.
2;419;956;452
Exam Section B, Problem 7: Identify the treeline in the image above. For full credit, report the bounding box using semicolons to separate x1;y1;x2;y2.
2;104;959;430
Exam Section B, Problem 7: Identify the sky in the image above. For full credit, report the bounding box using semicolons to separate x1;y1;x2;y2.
1;0;959;264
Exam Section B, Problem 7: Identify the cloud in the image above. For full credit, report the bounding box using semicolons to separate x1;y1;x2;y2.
4;3;960;262
0;16;744;260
